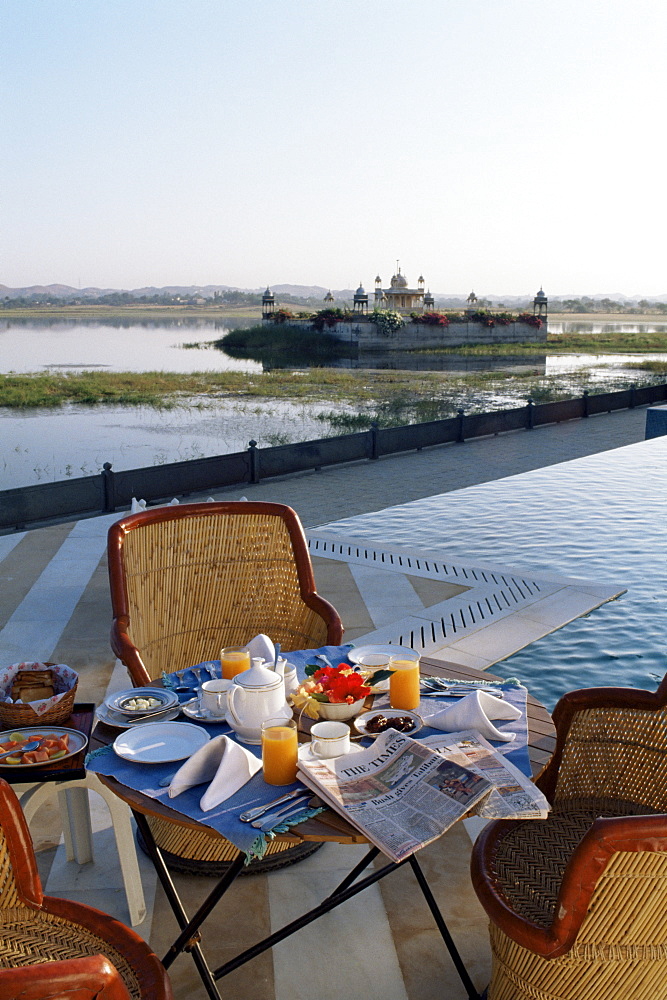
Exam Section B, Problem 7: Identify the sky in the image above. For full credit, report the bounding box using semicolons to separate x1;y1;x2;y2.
2;0;666;297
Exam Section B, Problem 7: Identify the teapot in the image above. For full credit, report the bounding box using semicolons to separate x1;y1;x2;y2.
225;657;293;744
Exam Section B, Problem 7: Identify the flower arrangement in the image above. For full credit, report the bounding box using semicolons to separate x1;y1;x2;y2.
368;309;404;335
290;662;382;720
412;311;450;327
517;313;543;330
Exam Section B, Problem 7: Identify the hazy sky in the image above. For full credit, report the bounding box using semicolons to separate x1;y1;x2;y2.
2;0;666;296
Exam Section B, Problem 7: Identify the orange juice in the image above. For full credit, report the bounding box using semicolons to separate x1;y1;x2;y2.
220;647;251;680
261;721;298;785
389;658;420;710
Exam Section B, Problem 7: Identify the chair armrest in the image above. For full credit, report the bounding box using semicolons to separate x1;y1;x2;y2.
537;679;667;800
0;955;132;1000
110;617;152;687
472;812;667;958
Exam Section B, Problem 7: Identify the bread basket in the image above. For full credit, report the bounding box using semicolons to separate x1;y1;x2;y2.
0;662;78;727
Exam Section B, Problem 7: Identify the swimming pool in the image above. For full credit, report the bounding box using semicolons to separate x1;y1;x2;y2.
319;435;667;711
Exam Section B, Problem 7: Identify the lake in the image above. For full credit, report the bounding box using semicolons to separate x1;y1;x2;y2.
1;317;666;490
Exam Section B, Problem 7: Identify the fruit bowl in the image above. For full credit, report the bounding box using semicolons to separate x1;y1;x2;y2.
315;698;367;722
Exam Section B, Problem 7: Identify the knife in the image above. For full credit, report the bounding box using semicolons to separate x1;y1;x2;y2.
239;788;309;823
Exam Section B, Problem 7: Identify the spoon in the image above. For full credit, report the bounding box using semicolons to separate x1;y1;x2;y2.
0;740;40;761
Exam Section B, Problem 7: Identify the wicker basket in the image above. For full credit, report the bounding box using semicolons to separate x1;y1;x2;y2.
0;662;78;728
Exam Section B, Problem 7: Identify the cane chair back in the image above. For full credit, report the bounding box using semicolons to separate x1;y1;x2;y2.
472;676;667;1000
108;501;343;686
0;780;172;1000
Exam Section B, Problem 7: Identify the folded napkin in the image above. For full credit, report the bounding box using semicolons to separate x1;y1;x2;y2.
168;734;262;812
244;634;275;664
425;690;522;742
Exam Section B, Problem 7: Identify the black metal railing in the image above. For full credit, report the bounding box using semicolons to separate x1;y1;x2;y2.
1;382;665;533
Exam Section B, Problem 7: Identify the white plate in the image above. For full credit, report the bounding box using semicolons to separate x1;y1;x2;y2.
0;726;88;768
113;721;211;763
107;687;179;717
348;644;419;665
181;699;229;724
298;741;364;762
353;709;423;740
95;702;181;729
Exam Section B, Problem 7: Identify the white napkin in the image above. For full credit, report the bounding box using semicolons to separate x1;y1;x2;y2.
168;734;262;811
244;634;275;664
425;690;521;743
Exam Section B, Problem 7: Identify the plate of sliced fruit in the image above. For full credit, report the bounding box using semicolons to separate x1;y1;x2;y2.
0;726;88;767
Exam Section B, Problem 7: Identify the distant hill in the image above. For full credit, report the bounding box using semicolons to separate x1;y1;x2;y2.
1;282;666;306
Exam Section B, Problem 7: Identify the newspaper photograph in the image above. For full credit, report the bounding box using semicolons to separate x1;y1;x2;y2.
297;729;493;862
419;730;550;820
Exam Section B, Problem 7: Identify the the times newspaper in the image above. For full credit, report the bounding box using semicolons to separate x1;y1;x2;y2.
297;728;549;863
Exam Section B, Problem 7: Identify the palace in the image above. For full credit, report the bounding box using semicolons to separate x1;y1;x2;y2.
351;265;435;315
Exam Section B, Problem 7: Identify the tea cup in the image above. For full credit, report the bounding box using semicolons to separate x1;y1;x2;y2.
310;720;350;759
200;678;232;717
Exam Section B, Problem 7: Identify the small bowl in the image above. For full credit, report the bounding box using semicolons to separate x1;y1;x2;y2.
316;698;367;722
353;709;423;739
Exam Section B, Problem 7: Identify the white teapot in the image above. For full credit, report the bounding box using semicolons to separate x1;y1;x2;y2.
225;657;293;744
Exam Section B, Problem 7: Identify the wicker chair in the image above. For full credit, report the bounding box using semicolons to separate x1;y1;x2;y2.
108;500;343;686
107;500;343;874
0;779;172;1000
471;676;667;1000
0;955;132;1000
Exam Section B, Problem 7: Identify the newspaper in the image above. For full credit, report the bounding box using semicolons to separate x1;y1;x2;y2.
419;730;550;821
297;729;494;863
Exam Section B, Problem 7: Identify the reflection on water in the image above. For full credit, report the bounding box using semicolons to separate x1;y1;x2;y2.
548;320;667;335
319;437;667;711
300;353;548;373
0;319;259;374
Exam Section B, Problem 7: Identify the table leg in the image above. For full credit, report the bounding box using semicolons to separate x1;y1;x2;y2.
408;854;481;1000
61;786;94;864
132;811;243;1000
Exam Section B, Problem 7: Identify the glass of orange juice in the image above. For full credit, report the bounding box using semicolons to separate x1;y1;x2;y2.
388;652;421;710
261;717;298;785
220;646;251;680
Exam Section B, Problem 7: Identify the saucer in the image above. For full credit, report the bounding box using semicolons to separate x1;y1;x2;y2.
298;742;363;763
181;698;229;724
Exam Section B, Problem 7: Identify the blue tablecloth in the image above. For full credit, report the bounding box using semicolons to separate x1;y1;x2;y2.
87;644;530;860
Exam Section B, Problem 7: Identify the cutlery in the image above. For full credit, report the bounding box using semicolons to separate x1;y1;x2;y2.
253;795;315;832
120;703;181;723
0;740;40;760
239;788;309;823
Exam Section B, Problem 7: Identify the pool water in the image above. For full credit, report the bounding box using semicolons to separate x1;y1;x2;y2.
320;436;667;712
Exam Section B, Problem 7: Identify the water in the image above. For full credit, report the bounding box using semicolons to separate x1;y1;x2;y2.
0;317;259;374
1;318;666;490
319;437;667;712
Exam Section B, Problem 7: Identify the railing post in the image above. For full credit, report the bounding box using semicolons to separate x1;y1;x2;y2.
101;462;115;512
526;398;534;430
582;389;589;418
248;440;260;484
457;409;465;443
370;422;379;460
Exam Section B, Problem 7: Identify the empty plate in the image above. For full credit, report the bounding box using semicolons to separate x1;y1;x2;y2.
113;721;210;763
